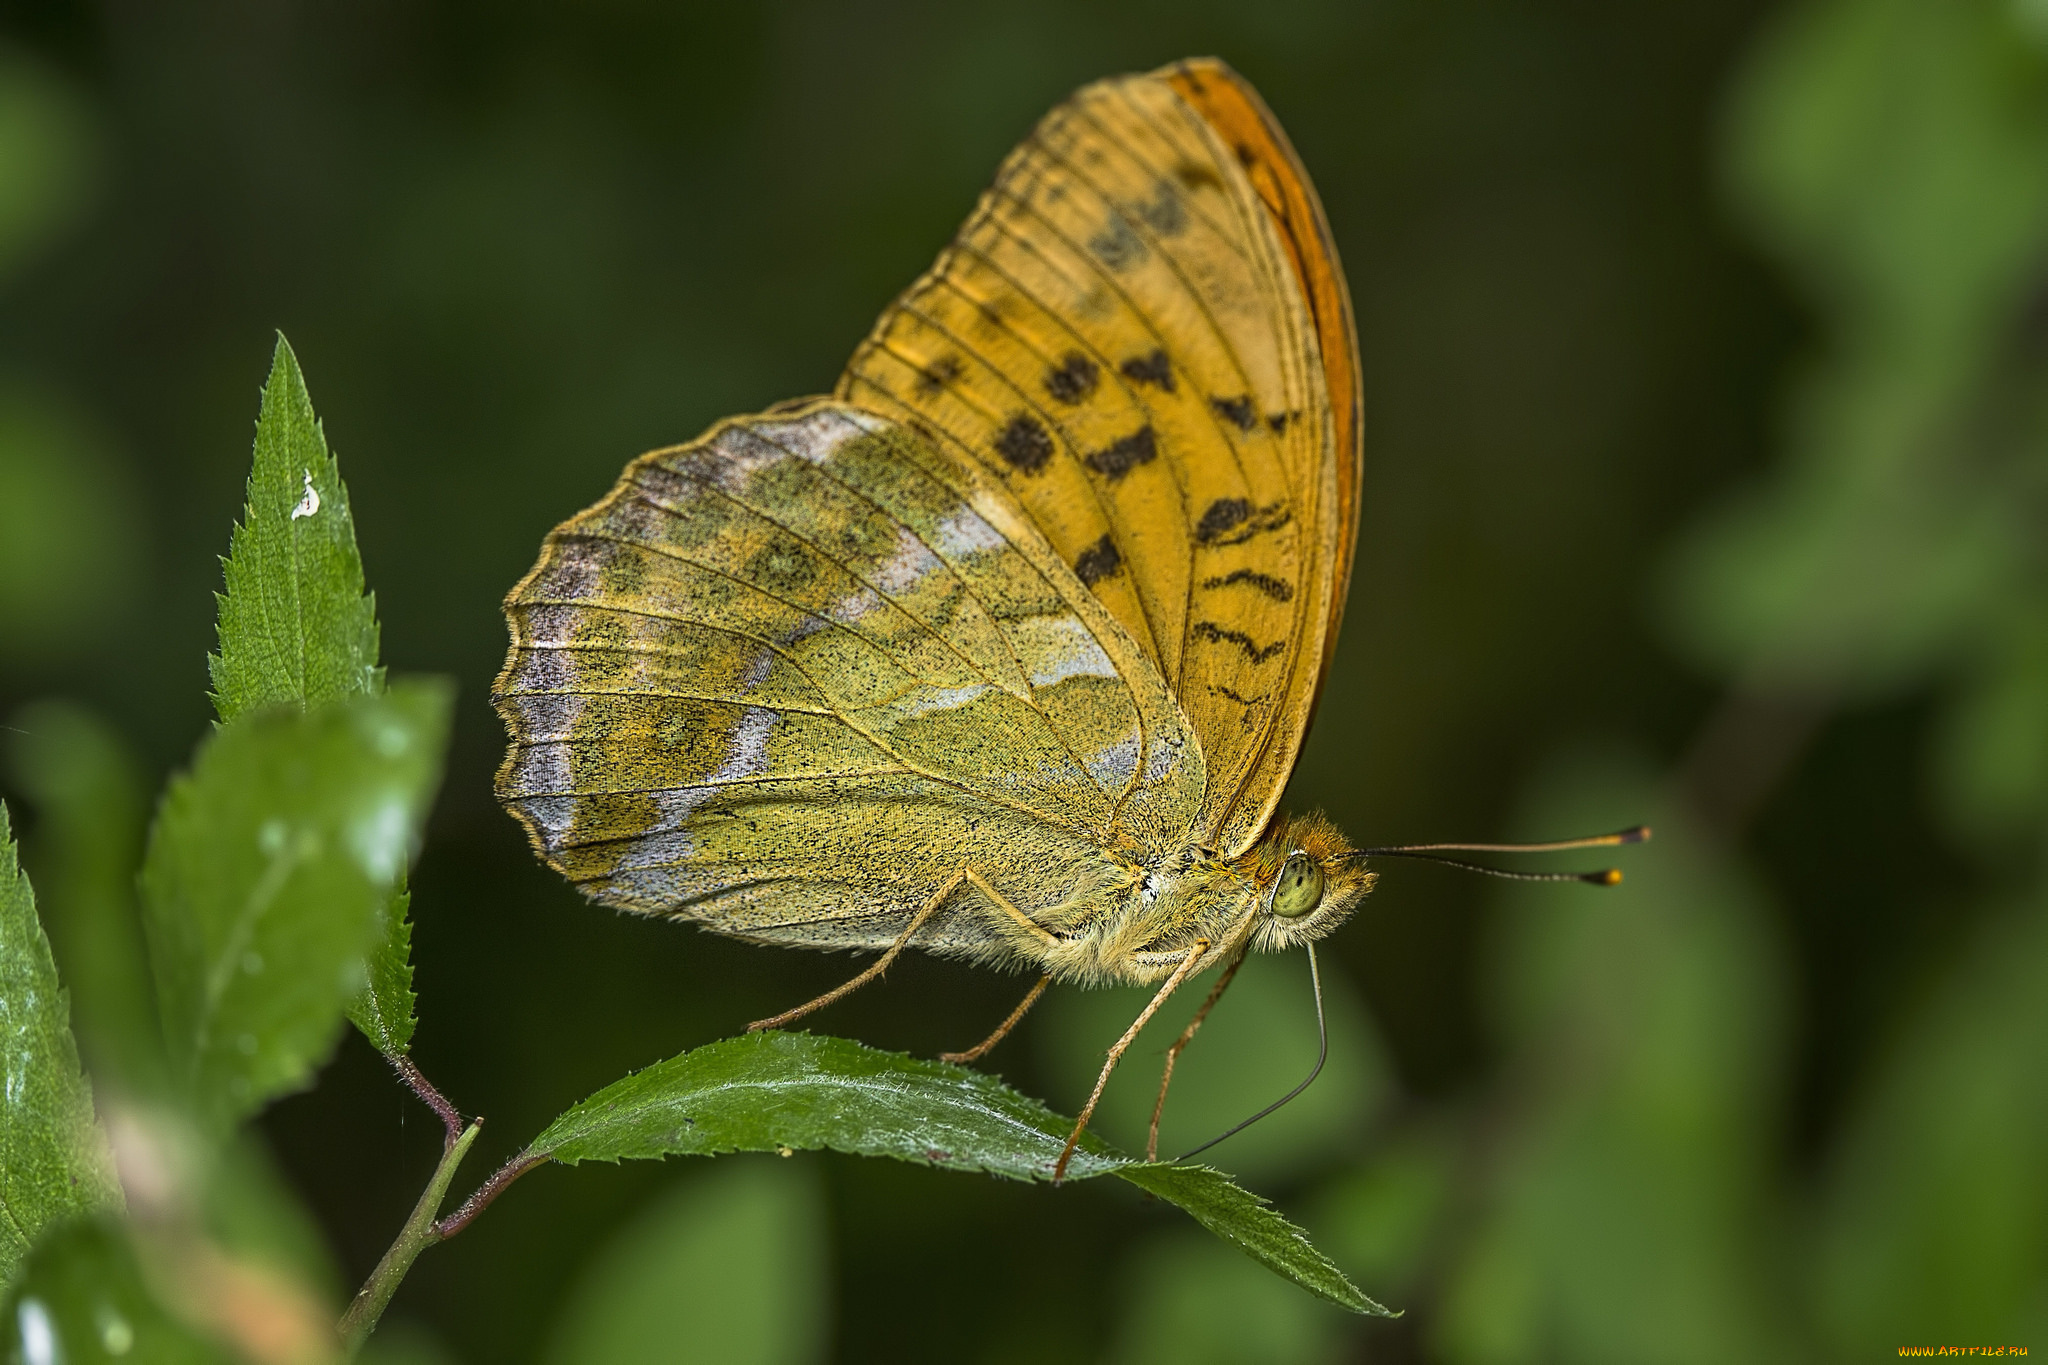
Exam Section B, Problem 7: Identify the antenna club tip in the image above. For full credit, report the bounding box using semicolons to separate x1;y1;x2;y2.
1596;868;1623;886
1619;825;1652;844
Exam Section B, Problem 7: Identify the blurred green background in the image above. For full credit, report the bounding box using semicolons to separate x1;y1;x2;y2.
4;0;2046;1359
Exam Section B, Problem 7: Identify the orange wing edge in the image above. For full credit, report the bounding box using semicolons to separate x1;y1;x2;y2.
1161;57;1364;711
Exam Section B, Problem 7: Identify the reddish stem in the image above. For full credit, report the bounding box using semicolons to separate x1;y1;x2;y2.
434;1151;549;1240
391;1054;465;1152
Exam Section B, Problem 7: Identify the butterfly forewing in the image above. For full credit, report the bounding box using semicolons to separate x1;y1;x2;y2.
495;403;1203;956
838;59;1356;855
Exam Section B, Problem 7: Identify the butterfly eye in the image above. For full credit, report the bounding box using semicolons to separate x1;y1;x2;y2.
1270;851;1324;918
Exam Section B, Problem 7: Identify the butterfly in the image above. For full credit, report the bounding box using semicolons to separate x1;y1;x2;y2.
493;58;1639;1179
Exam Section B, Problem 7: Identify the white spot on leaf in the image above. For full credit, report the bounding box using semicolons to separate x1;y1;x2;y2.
17;1299;56;1365
290;469;320;520
349;797;411;883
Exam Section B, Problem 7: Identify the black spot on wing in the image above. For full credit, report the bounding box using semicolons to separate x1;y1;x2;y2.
1175;162;1224;192
1211;395;1258;432
1074;534;1121;586
915;356;963;397
1088;217;1146;271
1044;352;1099;404
1267;411;1294;434
1192;621;1286;664
1195;497;1250;542
1137;182;1187;236
993;414;1054;474
1213;684;1269;729
1084;426;1157;481
1195;497;1291;547
1201;568;1294;602
1119;350;1175;392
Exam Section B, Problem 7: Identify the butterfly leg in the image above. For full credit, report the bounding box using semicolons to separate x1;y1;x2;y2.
941;974;1051;1064
1053;940;1210;1184
1145;941;1250;1161
747;867;1054;1034
746;877;958;1032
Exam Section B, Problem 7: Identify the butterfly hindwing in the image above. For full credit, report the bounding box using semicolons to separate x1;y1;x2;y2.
495;402;1203;957
838;59;1359;855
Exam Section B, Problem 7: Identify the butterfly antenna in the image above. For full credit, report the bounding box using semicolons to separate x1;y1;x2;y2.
1359;825;1650;855
1334;824;1649;885
1173;943;1328;1163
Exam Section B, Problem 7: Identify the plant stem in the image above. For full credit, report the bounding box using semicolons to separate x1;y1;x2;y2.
390;1052;465;1151
338;1119;480;1355
434;1149;549;1240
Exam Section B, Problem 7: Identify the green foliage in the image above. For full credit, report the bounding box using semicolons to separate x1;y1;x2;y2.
535;1030;1124;1179
138;682;451;1133
0;43;100;286
3;701;160;1088
1729;0;2048;348
200;1132;345;1310
1681;0;2048;1353
0;49;130;671
210;335;383;724
0;1218;231;1365
1456;0;2048;1358
0;803;121;1291
209;335;423;1060
1104;1232;1352;1365
1434;759;1792;1365
531;1031;1384;1314
347;889;418;1058
1116;1165;1388;1316
543;1161;828;1365
1814;895;2048;1352
1310;1125;1456;1304
1668;0;2048;696
0;388;140;666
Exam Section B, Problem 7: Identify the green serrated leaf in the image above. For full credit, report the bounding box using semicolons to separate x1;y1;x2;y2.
1;1217;233;1365
533;1030;1126;1181
1117;1165;1387;1315
525;1031;1384;1312
209;335;382;724
0;803;121;1291
138;682;451;1133
208;336;428;1059
344;887;417;1057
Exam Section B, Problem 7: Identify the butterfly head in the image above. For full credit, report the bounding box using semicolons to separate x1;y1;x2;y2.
1242;812;1376;953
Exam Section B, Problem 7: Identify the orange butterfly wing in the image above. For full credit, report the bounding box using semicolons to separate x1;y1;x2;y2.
837;58;1361;855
